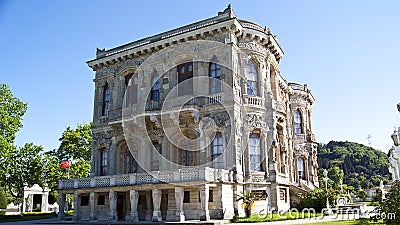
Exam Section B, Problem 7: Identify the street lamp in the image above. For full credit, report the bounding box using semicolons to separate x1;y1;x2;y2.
323;169;333;215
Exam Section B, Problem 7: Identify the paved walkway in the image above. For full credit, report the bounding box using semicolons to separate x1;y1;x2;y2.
0;218;58;225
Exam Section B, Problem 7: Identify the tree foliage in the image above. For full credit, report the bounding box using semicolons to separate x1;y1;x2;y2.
0;84;28;187
381;181;400;224
4;143;44;198
318;141;391;190
44;123;92;203
0;187;6;209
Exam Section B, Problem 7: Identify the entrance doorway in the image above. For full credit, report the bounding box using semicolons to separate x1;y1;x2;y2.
117;194;125;220
161;193;168;220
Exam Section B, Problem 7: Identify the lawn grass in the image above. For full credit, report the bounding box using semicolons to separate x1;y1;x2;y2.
232;212;324;223
0;213;56;223
294;218;386;225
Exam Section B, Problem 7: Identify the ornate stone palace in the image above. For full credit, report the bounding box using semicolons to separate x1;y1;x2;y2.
389;103;400;182
58;5;319;222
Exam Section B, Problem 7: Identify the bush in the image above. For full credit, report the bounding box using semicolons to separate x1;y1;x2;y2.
356;189;368;201
295;188;337;212
0;188;7;209
381;181;400;224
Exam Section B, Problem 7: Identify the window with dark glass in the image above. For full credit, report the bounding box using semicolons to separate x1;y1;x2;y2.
209;62;221;94
294;109;303;134
178;62;193;96
209;190;213;202
151;76;161;101
180;149;194;167
125;147;140;173
98;195;105;205
298;157;305;180
81;196;89;206
249;133;261;171
211;133;223;168
126;75;138;107
245;60;258;96
102;83;110;116
100;149;108;176
183;191;190;203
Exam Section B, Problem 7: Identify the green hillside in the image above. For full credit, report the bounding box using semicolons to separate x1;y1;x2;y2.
317;141;391;189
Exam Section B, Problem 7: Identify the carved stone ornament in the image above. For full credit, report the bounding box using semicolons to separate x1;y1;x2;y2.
246;114;267;131
93;131;113;149
239;41;269;55
96;58;145;77
295;144;309;157
214;112;230;127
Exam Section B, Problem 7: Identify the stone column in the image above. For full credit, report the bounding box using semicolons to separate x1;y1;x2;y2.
58;193;66;221
199;185;210;221
152;189;162;221
109;190;117;221
145;191;152;221
129;190;139;222
41;191;49;212
89;192;97;221
72;191;79;221
28;194;34;212
174;187;185;222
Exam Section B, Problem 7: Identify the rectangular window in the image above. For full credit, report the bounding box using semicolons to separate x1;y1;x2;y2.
98;195;105;205
81;196;89;206
249;133;261;171
209;190;213;202
211;133;223;168
279;188;287;202
183;191;190;203
100;150;108;176
209;62;221;94
178;62;193;96
180;149;194;166
102;85;110;116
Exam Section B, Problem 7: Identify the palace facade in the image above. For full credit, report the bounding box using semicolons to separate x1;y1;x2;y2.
58;5;318;222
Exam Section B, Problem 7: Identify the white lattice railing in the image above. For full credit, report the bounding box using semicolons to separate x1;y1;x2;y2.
244;95;264;107
58;168;232;190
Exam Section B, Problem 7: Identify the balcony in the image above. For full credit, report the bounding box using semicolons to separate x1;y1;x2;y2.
58;167;232;190
244;95;264;107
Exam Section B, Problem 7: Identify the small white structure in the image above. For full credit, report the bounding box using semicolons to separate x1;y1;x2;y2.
22;184;50;213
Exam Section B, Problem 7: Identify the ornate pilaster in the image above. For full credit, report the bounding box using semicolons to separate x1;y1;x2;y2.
199;185;210;221
129;190;139;222
108;190;117;221
174;187;185;222
152;189;162;222
58;193;66;221
89;192;97;221
72;191;79;221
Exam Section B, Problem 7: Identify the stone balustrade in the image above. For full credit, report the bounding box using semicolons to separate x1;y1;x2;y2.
59;167;232;190
244;95;264;107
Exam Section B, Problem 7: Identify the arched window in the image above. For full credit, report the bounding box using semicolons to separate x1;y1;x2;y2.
150;76;161;101
209;62;221;94
178;62;193;96
211;132;223;168
297;157;305;180
246;60;258;96
100;148;108;176
102;83;110;116
294;109;303;134
126;75;138;106
249;133;261;171
125;146;141;173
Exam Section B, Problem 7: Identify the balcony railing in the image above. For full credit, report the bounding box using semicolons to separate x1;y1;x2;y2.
58;167;231;190
244;95;264;107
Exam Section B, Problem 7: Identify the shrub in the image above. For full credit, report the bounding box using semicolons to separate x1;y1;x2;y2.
0;188;7;209
295;188;337;212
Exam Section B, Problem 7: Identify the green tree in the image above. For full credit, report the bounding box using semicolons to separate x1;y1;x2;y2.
0;187;6;209
381;181;400;224
0;84;28;187
328;166;344;189
356;189;368;201
296;188;338;212
4;143;44;199
44;123;92;202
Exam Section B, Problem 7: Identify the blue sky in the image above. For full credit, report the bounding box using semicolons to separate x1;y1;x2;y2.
1;1;399;152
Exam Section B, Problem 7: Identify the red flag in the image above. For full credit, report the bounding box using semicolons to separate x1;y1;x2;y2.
60;160;71;169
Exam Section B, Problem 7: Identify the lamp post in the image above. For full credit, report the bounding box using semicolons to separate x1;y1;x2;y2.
323;169;333;215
